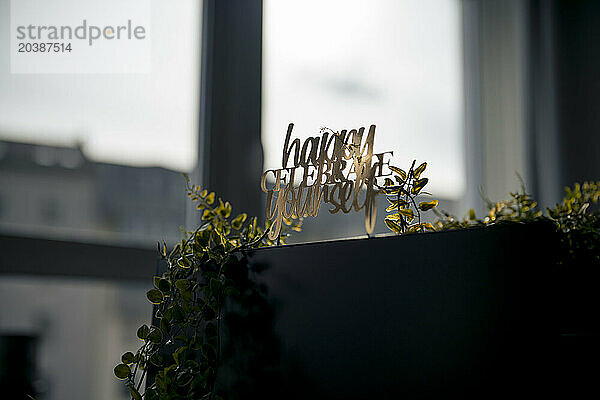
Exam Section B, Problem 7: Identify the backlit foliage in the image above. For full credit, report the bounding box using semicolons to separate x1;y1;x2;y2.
434;179;600;265
114;176;300;400
434;178;542;230
379;160;438;234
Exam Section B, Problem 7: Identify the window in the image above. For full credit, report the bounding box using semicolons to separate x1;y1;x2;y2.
262;0;465;240
0;276;151;400
0;0;201;245
0;2;201;400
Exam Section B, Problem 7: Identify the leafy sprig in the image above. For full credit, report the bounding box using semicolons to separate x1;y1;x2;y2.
434;178;542;230
114;176;301;400
434;179;600;266
378;160;438;234
547;181;600;264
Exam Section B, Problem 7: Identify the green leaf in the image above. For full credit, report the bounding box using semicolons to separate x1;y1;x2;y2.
216;199;226;216
413;162;427;179
389;166;407;180
202;209;214;221
137;324;150;340
173;346;187;365
422;222;436;231
177;256;191;269
231;213;247;230
205;192;215;205
468;208;477;220
156;278;170;293
148;328;163;344
419;200;438;211
149;353;164;367
170;305;184;322
114;363;131;379
176;371;194;387
407;222;436;233
181;289;193;302
412;178;428;194
146;289;164;304
128;385;142;400
406;224;421;233
223;201;232;218
171;335;187;344
386;202;399;212
386;198;408;210
175;279;191;291
121;351;135;364
389;208;415;221
384;218;402;234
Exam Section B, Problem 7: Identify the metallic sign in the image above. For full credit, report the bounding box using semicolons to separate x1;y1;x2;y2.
260;123;394;240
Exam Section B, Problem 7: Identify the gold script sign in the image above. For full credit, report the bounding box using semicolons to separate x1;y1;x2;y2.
260;123;393;240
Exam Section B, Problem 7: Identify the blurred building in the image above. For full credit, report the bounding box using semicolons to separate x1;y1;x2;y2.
0;139;186;246
0;139;188;400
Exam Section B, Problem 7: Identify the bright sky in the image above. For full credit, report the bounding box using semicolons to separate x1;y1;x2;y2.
0;0;201;172
263;0;465;198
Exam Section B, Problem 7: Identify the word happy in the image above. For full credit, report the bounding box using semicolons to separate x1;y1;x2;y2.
261;123;393;240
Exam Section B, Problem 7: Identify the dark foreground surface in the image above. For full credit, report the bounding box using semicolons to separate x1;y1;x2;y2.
216;222;595;399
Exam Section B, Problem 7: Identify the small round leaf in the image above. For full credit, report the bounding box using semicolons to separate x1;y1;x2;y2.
419;200;439;211
121;351;135;364
148;328;163;344
146;289;164;304
137;324;150;340
114;363;131;379
157;278;171;293
175;279;191;291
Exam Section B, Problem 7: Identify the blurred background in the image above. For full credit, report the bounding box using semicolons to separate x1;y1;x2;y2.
1;0;600;398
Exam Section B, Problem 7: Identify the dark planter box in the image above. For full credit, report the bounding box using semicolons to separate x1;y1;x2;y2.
218;222;563;399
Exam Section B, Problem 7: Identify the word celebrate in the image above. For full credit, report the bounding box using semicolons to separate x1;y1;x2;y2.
260;123;394;240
